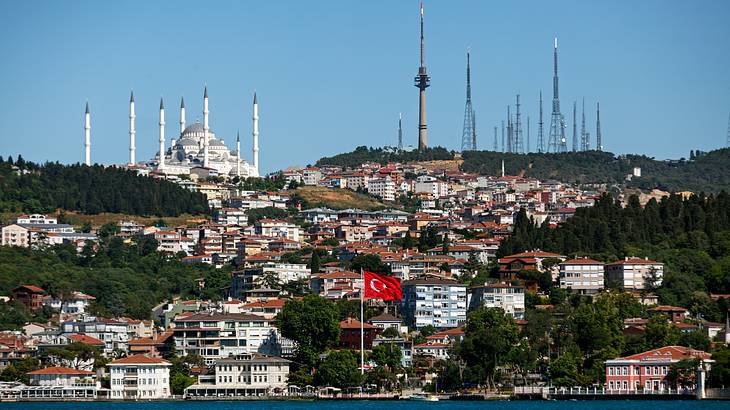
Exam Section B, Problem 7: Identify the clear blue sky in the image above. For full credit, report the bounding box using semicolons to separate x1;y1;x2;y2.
1;0;729;173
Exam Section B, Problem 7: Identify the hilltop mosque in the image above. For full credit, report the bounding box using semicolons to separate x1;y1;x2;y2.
82;86;260;177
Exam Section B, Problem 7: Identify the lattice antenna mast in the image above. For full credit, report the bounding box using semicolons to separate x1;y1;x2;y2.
461;50;477;151
548;38;567;152
515;94;524;153
538;91;545;153
580;98;588;150
506;105;513;153
493;126;498;151
596;102;602;151
526;116;530;153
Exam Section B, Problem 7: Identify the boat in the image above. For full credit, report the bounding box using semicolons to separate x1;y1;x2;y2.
409;393;439;401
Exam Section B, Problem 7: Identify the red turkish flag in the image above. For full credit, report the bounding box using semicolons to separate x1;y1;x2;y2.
364;271;402;301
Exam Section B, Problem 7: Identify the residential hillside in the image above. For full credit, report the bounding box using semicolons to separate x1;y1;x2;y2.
0;157;209;217
315;146;730;193
288;186;387;211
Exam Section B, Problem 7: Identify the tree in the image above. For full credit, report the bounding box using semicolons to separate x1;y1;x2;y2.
458;307;519;390
0;357;40;384
277;295;341;367
644;315;680;350
314;350;362;388
320;237;340;247
710;346;730;387
402;231;415;250
310;250;321;274
667;358;700;389
381;327;400;338
350;254;390;275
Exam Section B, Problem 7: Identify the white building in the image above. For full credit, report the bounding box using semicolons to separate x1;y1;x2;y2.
468;283;525;319
262;262;310;284
255;219;301;242
414;175;449;199
605;257;664;290
172;313;277;364
367;176;396;201
302;168;323;186
559;258;605;295
22;366;98;400
109;355;171;400
43;291;95;316
216;208;249;226
184;353;290;398
401;278;467;329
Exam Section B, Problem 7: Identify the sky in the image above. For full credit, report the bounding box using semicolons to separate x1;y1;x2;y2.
0;0;729;174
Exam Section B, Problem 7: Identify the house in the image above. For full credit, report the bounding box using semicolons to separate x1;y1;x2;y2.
401;278;467;329
559;258;605;295
469;283;525;319
302;168;323;186
649;306;690;323
255;219;301;242
497;250;566;281
339;318;380;350
368;176;396;201
184;353;290;398
12;285;45;311
604;346;712;391
23;367;98;399
43;291;96;316
368;312;404;333
310;271;362;298
605;257;664;291
109;354;171;399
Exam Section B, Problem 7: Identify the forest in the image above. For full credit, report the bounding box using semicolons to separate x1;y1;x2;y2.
0;156;209;216
315;146;453;168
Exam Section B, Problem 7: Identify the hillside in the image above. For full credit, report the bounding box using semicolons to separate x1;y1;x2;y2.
289;186;388;210
0;157;209;217
461;149;730;192
314;146;730;193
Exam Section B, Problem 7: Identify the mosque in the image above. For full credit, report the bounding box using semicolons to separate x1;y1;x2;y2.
82;86;260;177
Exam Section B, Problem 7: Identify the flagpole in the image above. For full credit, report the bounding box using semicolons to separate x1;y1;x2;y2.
360;268;365;376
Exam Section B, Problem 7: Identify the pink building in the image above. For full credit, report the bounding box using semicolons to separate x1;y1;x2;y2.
604;346;711;392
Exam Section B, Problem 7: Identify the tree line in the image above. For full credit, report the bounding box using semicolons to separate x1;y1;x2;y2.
0;156;209;216
315;146;454;169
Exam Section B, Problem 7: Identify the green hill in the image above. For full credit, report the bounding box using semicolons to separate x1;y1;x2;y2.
0;157;209;217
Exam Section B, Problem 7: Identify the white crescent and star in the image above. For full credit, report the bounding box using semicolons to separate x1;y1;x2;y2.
369;278;387;293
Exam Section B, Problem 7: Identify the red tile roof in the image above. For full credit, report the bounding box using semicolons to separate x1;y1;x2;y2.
27;366;94;376
69;334;105;346
617;346;711;362
340;318;378;330
109;354;171;365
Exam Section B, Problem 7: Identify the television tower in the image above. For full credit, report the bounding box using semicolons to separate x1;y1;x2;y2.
414;2;430;151
572;101;577;152
596;102;603;151
515;94;523;153
493;126;498;151
398;113;403;151
461;49;476;151
547;38;567;152
537;91;545;153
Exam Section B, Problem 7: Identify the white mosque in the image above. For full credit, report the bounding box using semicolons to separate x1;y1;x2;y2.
83;86;260;177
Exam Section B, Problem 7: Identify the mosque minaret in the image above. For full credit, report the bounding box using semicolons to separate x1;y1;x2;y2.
158;97;165;170
84;102;91;166
252;92;259;176
203;86;210;168
129;91;136;165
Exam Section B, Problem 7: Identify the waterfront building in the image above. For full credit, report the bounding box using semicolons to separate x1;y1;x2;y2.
604;346;712;391
184;353;290;398
468;283;525;319
559;257;605;295
22;367;97;399
109;354;171;399
401;278;467;329
606;257;664;290
172;313;276;364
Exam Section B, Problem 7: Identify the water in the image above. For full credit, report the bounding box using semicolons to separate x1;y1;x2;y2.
1;401;727;410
